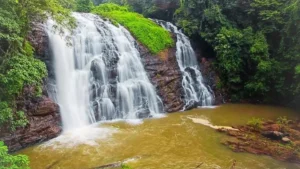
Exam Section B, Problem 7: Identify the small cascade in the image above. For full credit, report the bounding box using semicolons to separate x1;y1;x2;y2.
46;13;163;131
154;19;214;108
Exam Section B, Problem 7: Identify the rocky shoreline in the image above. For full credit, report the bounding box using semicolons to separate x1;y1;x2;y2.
219;118;300;164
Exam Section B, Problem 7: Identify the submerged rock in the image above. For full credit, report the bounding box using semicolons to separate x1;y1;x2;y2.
136;108;151;119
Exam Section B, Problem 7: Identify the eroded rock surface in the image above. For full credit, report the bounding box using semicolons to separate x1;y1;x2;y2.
0;86;61;152
139;39;185;112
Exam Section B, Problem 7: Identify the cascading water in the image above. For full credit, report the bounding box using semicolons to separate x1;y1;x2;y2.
47;13;163;131
154;20;214;108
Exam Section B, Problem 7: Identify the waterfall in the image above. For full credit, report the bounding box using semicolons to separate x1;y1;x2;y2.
154;20;214;108
46;13;163;131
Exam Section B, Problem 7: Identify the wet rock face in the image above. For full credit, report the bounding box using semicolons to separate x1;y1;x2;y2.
0;23;61;152
0;86;61;152
198;57;226;105
27;22;54;79
139;38;185;112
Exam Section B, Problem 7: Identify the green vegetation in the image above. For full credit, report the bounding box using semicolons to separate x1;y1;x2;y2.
175;0;300;107
247;118;263;131
76;0;94;12
0;141;30;169
0;0;76;167
277;116;289;126
92;3;174;54
121;164;133;169
277;116;289;130
0;0;75;130
93;0;179;21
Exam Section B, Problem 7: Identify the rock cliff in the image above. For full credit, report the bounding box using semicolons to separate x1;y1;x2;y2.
139;37;185;112
0;23;61;152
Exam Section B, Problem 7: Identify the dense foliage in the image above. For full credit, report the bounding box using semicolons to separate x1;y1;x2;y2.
0;0;75;167
175;0;300;106
93;0;179;21
92;3;174;54
0;0;75;130
0;141;29;169
76;0;94;12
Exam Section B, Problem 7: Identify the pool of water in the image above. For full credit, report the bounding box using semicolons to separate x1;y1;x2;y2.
19;104;300;169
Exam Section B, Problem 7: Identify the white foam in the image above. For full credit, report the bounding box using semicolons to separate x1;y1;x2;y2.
40;125;118;149
125;119;144;125
152;113;167;118
197;106;219;109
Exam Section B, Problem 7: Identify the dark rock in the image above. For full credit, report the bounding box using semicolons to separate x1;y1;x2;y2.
261;131;288;140
139;36;185;113
198;57;226;105
136;109;151;119
184;100;197;111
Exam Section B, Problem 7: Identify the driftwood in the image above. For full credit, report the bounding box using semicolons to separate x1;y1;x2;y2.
88;162;122;169
195;162;203;168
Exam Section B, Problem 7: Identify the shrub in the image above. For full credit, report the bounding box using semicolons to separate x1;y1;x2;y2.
0;50;47;130
277;116;289;125
277;116;289;131
75;0;94;12
0;141;30;169
92;3;174;54
247;117;263;131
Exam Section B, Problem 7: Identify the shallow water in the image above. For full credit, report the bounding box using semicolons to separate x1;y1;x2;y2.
19;104;300;169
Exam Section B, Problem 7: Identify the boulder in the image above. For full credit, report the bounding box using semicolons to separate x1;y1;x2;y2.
282;137;291;143
1;94;62;152
0;86;62;152
261;131;288;140
32;98;59;116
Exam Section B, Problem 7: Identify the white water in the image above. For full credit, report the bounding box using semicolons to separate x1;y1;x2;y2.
154;20;214;108
47;13;163;131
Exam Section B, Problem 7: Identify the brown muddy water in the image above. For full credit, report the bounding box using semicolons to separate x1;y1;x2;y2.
19;104;300;169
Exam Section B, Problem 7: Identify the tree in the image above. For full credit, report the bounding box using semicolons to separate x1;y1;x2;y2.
0;0;76;130
175;0;300;106
0;141;30;169
75;0;94;12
